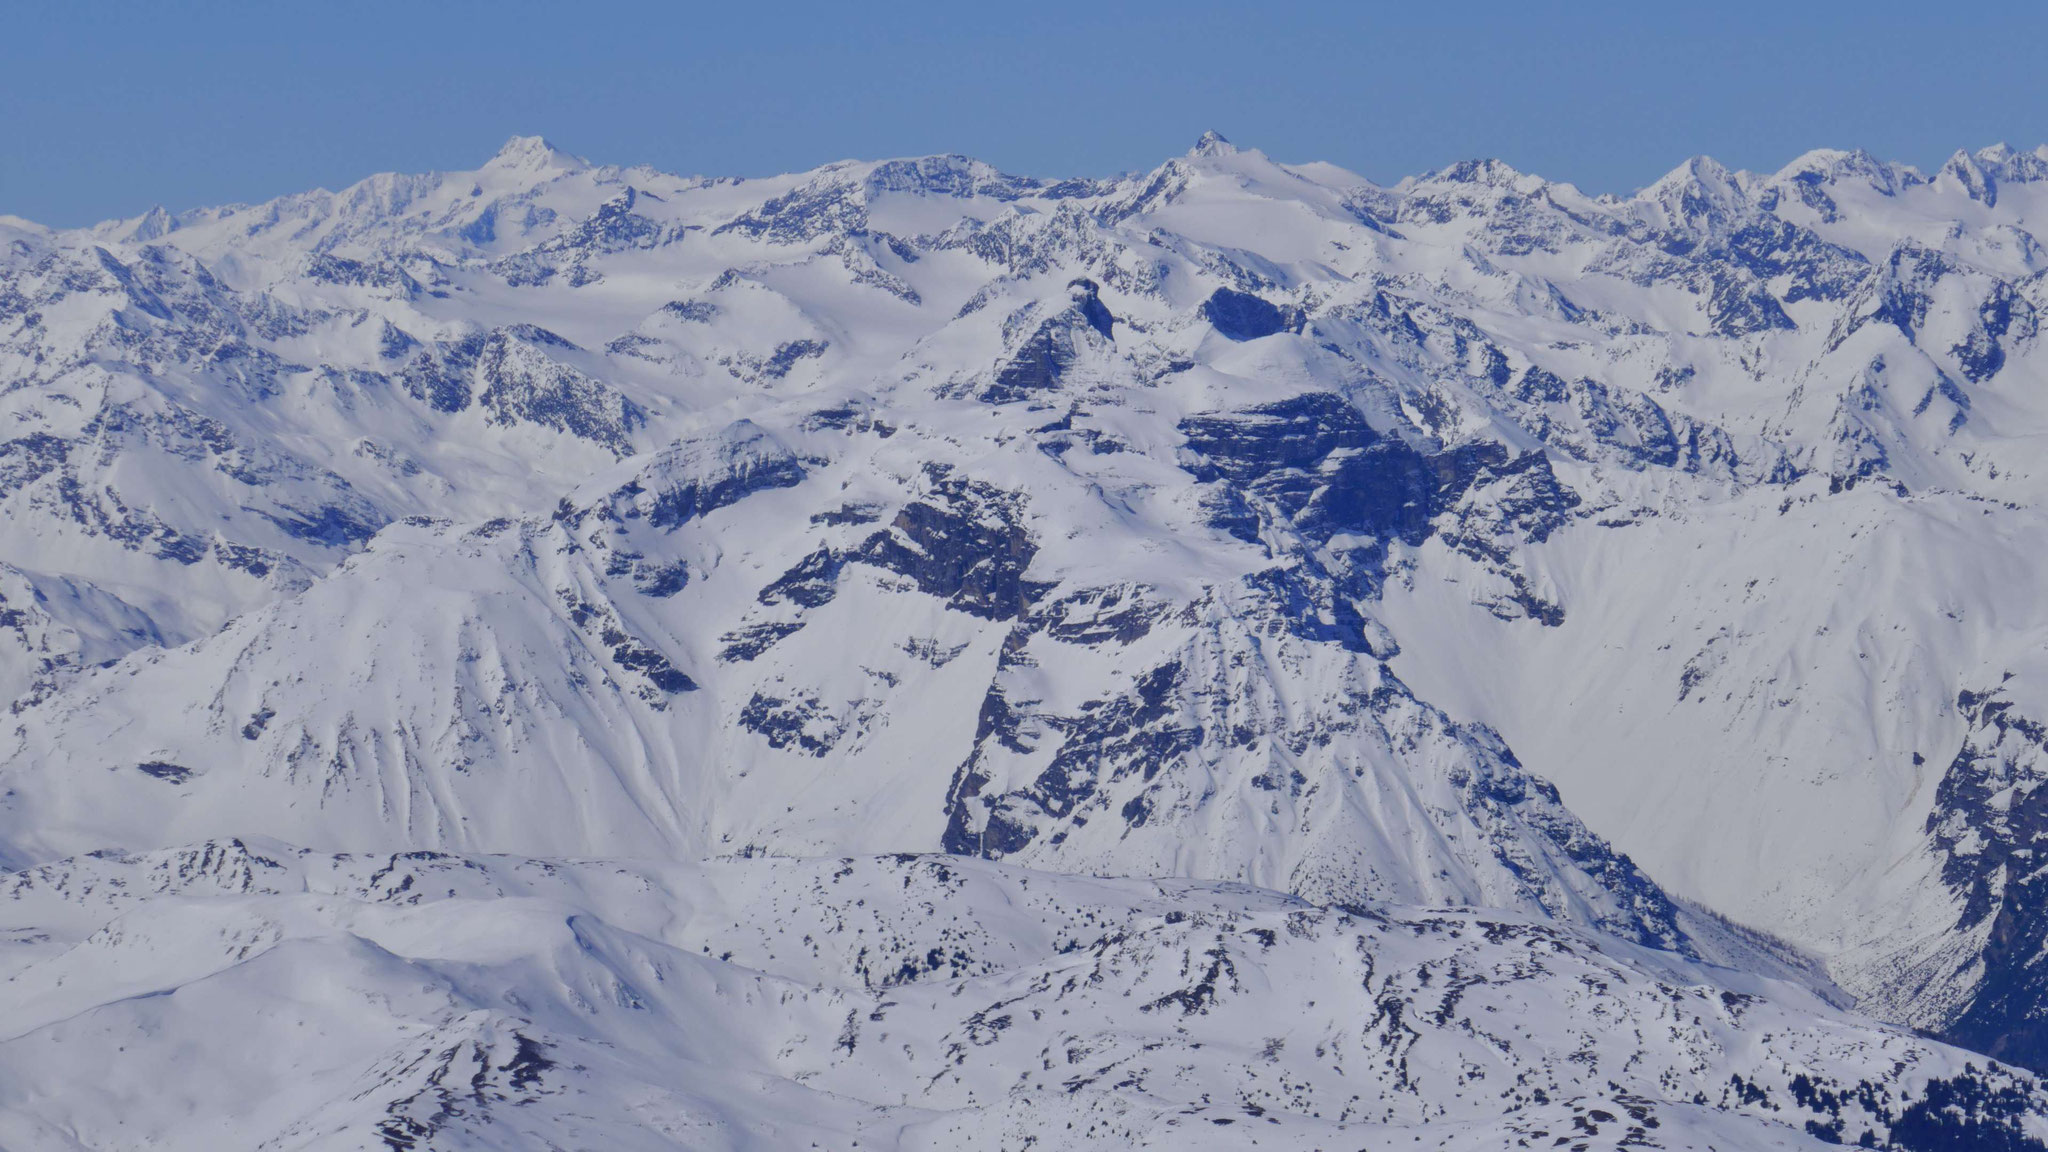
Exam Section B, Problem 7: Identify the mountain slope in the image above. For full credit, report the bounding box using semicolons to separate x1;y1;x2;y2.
3;842;2041;1151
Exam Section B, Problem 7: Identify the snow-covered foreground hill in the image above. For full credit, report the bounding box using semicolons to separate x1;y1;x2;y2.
3;842;2042;1151
8;131;2048;1143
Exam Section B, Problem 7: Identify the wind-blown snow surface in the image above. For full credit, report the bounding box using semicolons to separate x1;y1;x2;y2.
5;132;2048;1145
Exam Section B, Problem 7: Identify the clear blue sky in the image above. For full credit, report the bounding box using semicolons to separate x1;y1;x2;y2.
4;0;2043;227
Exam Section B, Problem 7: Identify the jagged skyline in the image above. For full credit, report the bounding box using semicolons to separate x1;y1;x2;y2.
6;0;2047;227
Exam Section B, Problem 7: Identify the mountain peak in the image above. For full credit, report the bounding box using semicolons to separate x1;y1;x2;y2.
1637;155;1750;227
1407;157;1531;190
1658;154;1735;184
1769;147;1924;195
0;213;49;238
1950;143;2048;181
125;205;178;243
1190;130;1236;157
483;135;588;176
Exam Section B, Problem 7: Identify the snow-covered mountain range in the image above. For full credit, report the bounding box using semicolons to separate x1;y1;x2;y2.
6;131;2048;1147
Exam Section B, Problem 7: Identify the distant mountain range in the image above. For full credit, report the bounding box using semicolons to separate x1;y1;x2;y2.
5;131;2048;1148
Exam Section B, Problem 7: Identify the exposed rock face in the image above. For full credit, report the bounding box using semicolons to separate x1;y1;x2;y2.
565;419;805;530
982;279;1118;401
1200;286;1299;340
1917;684;2048;1069
1179;393;1575;619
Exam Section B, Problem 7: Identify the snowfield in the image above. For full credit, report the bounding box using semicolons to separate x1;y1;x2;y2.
2;843;2039;1150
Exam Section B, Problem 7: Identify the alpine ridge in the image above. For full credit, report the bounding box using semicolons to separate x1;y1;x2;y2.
5;132;2048;1148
